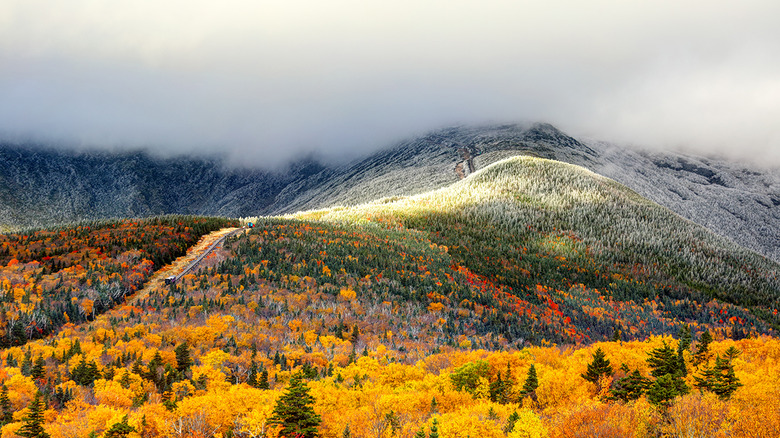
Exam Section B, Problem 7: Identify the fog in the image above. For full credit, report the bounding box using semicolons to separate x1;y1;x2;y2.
1;1;779;167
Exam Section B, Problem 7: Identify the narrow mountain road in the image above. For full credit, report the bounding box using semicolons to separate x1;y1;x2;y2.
127;227;243;305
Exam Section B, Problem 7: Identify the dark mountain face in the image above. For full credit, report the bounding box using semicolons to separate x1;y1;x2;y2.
1;123;778;263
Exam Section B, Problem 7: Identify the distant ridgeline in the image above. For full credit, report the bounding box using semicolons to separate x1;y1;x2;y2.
2;121;779;265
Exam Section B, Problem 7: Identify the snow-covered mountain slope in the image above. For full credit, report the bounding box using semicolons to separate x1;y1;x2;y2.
2;123;778;263
277;123;779;263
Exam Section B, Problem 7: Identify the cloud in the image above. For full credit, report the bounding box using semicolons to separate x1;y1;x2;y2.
1;0;779;167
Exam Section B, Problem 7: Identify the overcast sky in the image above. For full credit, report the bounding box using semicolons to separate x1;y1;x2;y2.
1;1;779;167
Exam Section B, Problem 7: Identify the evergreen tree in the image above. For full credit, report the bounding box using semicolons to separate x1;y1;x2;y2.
611;324;622;342
414;429;426;438
647;341;682;378
71;358;100;386
247;360;258;387
0;385;13;426
104;415;135;438
31;356;46;380
694;330;713;365
647;341;689;399
342;424;351;438
504;411;520;434
519;364;538;400
646;374;679;408
21;350;33;376
608;367;651;402
581;347;613;384
16;392;49;438
429;419;440;438
268;372;321;438
259;370;270;390
488;374;504;403
174;342;192;373
678;324;692;352
723;346;741;361
694;355;742;400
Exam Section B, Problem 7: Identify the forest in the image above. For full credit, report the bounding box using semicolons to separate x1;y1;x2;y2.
0;157;777;437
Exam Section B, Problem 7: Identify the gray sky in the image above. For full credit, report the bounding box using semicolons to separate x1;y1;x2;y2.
1;1;779;167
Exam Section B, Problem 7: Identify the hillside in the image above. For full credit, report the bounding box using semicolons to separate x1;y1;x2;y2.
297;156;780;341
0;159;777;436
2;123;779;264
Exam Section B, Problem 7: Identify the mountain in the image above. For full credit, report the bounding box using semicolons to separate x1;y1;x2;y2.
2;123;778;264
295;156;780;340
0;156;777;436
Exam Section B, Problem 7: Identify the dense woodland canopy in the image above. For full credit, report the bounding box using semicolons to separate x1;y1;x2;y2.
0;157;777;437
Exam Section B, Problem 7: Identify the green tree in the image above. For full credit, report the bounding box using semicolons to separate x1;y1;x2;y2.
429;419;439;438
71;358;100;386
268;372;321;438
646;342;689;407
647;341;683;378
519;364;538;400
694;355;742;400
693;330;713;365
677;324;692;351
450;360;491;394
646;374;679;408
581;347;614;384
504;411;520;434
0;385;13;426
31;356;46;380
174;342;192;373
608;366;651;402
16;392;50;438
104;415;135;438
247;360;258;387
258;370;270;390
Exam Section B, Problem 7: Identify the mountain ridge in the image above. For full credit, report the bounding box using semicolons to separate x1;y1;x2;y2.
1;123;778;264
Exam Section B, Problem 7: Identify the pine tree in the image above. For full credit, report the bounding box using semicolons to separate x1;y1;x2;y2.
414;429;426;438
31;356;46;380
611;325;622;342
711;356;741;399
694;355;742;400
268;372;321;438
21;350;33;376
489;374;504;403
646;374;679;408
647;341;689;399
247;360;258;387
647;341;682;378
429;419;440;438
504;411;520;434
104;415;135;438
581;347;613;384
0;385;13;426
694;330;713;365
259;370;270;390
342;424;351;438
174;342;192;373
16;392;50;438
608;367;651;402
678;324;692;351
519;364;538;400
